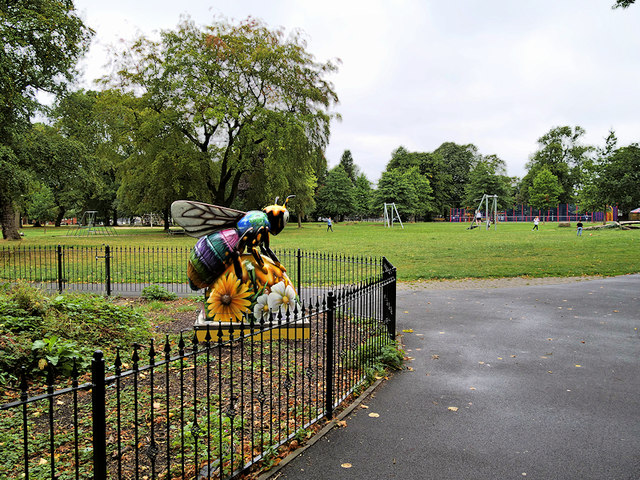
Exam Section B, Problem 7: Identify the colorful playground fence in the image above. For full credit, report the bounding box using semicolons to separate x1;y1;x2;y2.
449;204;617;223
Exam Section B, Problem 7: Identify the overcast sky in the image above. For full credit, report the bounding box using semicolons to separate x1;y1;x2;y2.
73;0;640;183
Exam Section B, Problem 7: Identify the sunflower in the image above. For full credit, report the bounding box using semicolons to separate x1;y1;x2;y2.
207;272;252;322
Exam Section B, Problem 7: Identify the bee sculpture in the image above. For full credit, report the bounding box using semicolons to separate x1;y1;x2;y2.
171;197;294;290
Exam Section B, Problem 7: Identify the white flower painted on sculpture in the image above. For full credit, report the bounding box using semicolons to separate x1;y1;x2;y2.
253;293;270;321
267;281;298;315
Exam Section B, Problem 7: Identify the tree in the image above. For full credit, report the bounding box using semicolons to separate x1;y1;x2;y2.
108;17;338;207
528;168;564;215
314;166;354;220
116;108;210;230
352;173;374;219
612;0;635;8
20;124;92;227
464;155;513;210
376;167;433;221
578;131;617;221
387;146;453;218
414;152;453;218
25;182;57;227
521;126;594;205
433;142;478;208
592;145;640;219
0;0;93;239
339;150;359;184
235;114;326;226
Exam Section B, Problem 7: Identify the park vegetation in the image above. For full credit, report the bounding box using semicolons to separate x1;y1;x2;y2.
2;1;640;241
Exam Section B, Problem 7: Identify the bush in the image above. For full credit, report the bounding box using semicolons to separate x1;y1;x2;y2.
11;282;49;315
141;285;178;301
31;336;91;377
0;285;153;384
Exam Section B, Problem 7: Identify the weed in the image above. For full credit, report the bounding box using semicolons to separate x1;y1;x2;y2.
142;285;178;301
31;336;91;376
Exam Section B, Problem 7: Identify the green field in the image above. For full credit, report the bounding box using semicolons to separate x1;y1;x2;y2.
6;221;640;281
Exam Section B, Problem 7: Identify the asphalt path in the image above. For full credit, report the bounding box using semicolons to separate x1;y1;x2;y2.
271;274;640;480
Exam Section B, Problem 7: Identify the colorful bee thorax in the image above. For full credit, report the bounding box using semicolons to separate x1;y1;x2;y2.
236;210;270;236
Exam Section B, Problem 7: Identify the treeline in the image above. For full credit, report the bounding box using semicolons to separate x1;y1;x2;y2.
316;126;640;222
2;3;639;241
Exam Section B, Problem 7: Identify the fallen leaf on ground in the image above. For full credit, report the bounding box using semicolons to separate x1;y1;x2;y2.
470;387;476;390
341;463;352;468
361;404;369;409
402;329;414;333
336;420;347;427
448;407;459;412
432;354;439;359
478;361;485;365
575;364;582;368
368;412;380;418
406;366;414;371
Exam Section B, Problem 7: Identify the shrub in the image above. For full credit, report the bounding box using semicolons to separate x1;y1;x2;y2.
11;282;49;316
0;286;153;384
31;336;91;377
141;285;178;301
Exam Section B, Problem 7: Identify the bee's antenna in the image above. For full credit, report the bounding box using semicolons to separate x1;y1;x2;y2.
274;197;280;205
285;195;295;207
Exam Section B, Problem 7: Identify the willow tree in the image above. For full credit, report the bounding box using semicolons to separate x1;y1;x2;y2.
108;16;339;207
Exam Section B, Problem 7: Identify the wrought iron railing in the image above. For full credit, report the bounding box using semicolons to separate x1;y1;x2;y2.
0;246;382;298
0;252;397;480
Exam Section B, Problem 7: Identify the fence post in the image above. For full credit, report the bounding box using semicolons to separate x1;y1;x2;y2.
57;245;63;293
325;291;335;419
296;248;301;297
91;351;107;480
382;257;396;341
104;245;111;296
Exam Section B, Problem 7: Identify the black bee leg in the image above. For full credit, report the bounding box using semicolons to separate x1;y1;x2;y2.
230;250;244;280
251;246;267;272
261;242;285;272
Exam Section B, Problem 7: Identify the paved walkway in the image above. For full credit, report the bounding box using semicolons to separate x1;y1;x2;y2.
270;274;640;480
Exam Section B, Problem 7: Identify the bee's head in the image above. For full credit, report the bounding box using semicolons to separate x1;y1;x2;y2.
264;195;294;235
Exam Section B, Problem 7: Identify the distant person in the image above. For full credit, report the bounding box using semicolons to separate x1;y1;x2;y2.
532;216;539;231
475;210;482;226
327;217;333;232
577;220;583;236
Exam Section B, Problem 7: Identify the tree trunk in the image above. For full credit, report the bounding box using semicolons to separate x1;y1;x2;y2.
55;207;65;227
163;207;170;232
112;208;118;227
1;199;22;240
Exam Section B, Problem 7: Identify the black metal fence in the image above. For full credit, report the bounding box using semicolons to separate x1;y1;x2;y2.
0;246;382;298
0;253;397;480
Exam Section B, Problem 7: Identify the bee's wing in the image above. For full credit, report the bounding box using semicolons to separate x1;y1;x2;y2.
171;200;245;238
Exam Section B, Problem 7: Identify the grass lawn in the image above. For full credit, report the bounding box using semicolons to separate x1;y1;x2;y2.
8;221;640;281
